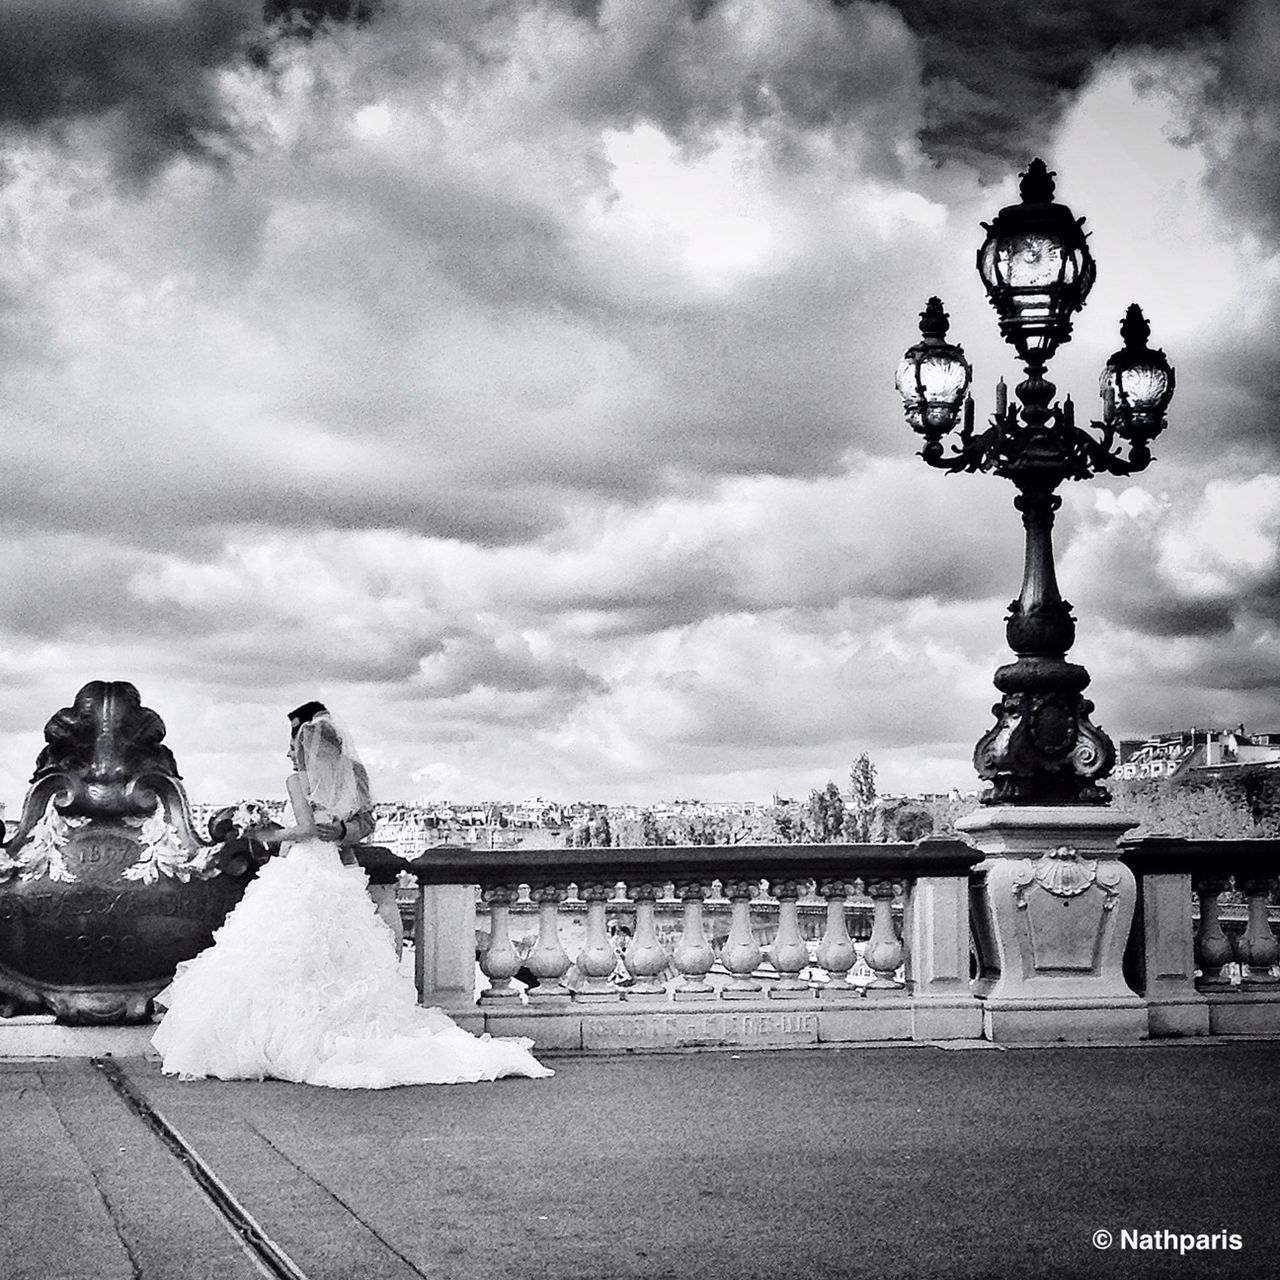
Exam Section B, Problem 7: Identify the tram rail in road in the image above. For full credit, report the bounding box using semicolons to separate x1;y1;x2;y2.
91;1056;310;1280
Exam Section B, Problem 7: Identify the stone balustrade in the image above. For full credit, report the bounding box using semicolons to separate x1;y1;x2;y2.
387;831;1280;1049
1120;836;1280;1037
407;838;983;1051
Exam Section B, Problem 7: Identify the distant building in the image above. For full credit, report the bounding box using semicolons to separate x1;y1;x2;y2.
1116;726;1280;781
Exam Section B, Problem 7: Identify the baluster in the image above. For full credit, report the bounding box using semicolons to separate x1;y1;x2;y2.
720;878;763;998
525;885;572;1001
863;878;906;992
1233;874;1280;990
574;882;622;1001
479;885;522;1002
768;878;811;998
624;882;670;998
1193;874;1234;990
672;881;715;999
816;879;858;997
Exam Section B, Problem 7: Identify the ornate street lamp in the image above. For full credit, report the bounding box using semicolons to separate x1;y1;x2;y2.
896;160;1175;805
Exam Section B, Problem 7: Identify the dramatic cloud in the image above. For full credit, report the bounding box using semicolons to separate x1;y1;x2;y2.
888;0;1237;172
0;0;1274;808
0;0;265;179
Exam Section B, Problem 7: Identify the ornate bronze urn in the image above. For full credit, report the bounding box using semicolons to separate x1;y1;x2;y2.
0;682;257;1023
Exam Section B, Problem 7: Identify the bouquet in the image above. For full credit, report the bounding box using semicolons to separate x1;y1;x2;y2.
229;800;275;838
207;800;282;877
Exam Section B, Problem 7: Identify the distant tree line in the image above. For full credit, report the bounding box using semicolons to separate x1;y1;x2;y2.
1108;768;1280;839
800;753;974;844
612;753;1280;849
800;758;1280;844
571;809;613;847
619;751;985;847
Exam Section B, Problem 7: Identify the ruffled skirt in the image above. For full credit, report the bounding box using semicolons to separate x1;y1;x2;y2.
151;840;552;1088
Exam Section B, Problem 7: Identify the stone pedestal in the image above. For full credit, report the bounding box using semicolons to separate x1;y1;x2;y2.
1134;871;1209;1037
904;875;984;1041
958;806;1146;1042
415;884;479;1011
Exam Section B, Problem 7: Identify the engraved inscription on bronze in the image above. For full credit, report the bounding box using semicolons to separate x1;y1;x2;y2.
62;830;139;884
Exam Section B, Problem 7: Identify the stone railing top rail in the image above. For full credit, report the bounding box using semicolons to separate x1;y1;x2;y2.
406;835;979;887
1119;834;1280;877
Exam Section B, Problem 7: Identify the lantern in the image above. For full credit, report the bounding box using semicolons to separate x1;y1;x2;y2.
976;159;1095;363
1099;304;1175;439
896;296;972;439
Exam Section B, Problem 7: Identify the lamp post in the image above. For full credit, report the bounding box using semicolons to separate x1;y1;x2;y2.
896;159;1175;806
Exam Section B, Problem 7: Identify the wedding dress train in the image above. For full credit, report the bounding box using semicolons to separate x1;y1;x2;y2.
151;839;552;1088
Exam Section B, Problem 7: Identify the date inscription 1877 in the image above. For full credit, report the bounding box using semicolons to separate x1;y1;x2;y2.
62;832;138;882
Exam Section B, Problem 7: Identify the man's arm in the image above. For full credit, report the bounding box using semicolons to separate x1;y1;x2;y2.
339;809;376;845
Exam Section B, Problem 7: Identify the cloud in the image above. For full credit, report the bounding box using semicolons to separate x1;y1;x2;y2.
888;0;1237;173
415;633;606;701
0;0;1271;808
1083;476;1280;623
1198;0;1280;241
0;0;263;179
0;0;967;558
0;1;396;180
1059;475;1280;743
0;457;1015;803
545;0;923;167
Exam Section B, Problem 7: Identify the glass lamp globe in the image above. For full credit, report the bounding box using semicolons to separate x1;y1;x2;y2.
976;159;1095;363
1099;304;1175;437
896;297;972;437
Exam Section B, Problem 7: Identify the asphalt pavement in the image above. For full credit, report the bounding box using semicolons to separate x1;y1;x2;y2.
4;1041;1279;1280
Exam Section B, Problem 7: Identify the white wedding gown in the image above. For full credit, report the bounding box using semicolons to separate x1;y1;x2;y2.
151;839;552;1088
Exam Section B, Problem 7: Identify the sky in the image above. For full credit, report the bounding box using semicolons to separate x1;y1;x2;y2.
0;0;1277;809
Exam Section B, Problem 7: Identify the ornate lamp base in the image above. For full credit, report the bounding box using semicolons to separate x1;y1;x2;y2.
974;657;1117;806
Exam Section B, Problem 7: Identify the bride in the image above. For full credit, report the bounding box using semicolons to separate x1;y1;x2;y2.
151;703;552;1088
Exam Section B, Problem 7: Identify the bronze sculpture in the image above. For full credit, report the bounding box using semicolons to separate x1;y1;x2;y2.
0;682;258;1023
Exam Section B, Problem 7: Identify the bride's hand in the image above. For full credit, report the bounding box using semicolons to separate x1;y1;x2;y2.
313;820;345;843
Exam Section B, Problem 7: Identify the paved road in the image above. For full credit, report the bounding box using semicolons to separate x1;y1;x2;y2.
4;1042;1280;1279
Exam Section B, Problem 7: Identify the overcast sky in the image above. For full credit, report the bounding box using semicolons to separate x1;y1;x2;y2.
0;0;1276;809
